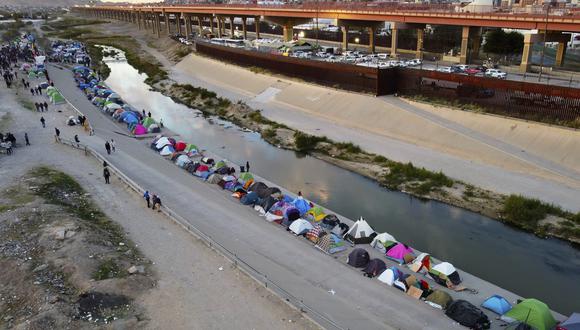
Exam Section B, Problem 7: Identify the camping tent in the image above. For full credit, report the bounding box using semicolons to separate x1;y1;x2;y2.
370;232;397;253
425;290;453;310
305;206;326;222
289;219;313;236
50;92;65;104
174;141;187;152
429;262;461;286
133;124;147;135
377;267;403;286
176;154;192;167
185;143;198;153
482;295;512;315
445;300;491;330
315;233;347;254
409;253;431;273
385;243;414;264
501;299;557;330
363;259;386;278
559;313;580;330
142;117;156;127
344;217;377;245
347;248;370;268
160;145;175;156
292;197;311;216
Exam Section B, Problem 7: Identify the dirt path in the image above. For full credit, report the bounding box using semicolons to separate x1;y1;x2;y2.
0;77;316;329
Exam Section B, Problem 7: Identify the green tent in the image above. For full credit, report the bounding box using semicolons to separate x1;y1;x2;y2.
28;71;37;79
239;172;254;182
426;290;453;310
50;92;66;105
142;117;156;127
185;144;198;153
502;299;556;330
306;206;326;222
214;160;226;169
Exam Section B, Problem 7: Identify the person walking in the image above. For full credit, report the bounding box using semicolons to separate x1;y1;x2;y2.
110;139;116;152
74;134;79;145
43;101;48;111
153;195;162;212
246;161;250;173
148;111;151;118
24;133;30;146
40;116;45;128
151;194;158;210
37;86;42;95
142;109;146;118
105;140;111;154
143;190;150;208
34;102;40;112
54;127;60;141
103;167;111;184
30;88;35;95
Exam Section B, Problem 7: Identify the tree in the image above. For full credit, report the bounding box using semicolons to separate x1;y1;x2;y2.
483;29;523;55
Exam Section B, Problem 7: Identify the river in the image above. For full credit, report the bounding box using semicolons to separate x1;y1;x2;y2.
102;51;579;315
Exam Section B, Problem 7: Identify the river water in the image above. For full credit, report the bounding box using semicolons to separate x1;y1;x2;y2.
103;53;579;315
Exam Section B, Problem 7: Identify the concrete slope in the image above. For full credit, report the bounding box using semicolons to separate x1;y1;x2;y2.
171;55;580;211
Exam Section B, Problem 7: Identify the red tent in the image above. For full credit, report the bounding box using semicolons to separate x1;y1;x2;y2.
197;164;209;172
174;141;187;152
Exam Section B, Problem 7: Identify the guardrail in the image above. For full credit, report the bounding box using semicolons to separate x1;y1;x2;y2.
57;139;344;330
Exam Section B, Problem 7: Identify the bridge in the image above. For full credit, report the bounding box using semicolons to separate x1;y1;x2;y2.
73;3;580;72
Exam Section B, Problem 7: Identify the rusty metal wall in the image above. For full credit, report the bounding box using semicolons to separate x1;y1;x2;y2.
195;41;382;94
393;69;580;124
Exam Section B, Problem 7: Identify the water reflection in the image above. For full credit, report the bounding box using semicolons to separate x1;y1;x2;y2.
104;57;580;315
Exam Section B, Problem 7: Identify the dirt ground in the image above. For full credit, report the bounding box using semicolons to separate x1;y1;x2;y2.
0;71;316;328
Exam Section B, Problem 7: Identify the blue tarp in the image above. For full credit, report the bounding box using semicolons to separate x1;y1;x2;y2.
482;295;512;315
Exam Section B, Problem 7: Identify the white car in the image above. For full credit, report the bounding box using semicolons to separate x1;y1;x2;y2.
437;66;453;73
377;53;389;60
456;64;469;71
484;69;507;79
406;59;422;66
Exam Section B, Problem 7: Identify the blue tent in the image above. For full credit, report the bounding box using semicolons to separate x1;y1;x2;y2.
123;114;139;125
482;295;512;315
292;197;311;216
73;65;89;71
560;313;580;330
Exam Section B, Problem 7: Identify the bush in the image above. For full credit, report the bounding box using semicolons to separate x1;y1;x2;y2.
335;142;362;154
384;162;453;191
293;132;329;152
502;195;553;226
373;155;388;163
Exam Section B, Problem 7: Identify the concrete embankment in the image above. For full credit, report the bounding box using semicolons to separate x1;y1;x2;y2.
172;53;580;211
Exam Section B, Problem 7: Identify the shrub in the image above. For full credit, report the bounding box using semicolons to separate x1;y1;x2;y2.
293;132;329;152
373;155;388;163
384;162;453;191
335;142;362;154
502;195;553;226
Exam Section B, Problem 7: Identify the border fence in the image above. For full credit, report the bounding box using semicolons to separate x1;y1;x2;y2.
196;41;580;125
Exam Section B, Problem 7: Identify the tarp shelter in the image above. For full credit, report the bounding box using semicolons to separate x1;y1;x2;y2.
559;313;580;330
347;248;370;268
385;243;414;264
176;154;192;167
430;262;462;286
50;92;65;104
425;290;453;310
363;259;386;278
501;299;557;330
289;219;313;236
104;103;122;113
370;232;397;254
315;233;347;254
445;300;491;330
409;253;431;273
107;93;122;102
482;295;512;315
185;143;198;153
305;206;326;222
344;218;377;245
142;117;155;127
377;267;403;286
160;145;175;156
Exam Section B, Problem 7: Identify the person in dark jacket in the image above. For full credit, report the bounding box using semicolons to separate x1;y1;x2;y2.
103;167;110;184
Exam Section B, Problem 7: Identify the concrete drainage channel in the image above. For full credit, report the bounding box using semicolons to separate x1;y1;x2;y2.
57;139;341;330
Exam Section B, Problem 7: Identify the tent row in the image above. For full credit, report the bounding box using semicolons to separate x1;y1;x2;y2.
58;42;161;136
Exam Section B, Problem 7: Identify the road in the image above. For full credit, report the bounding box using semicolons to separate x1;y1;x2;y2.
48;63;566;329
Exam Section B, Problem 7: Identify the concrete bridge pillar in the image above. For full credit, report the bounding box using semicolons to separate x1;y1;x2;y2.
283;25;293;42
555;42;567;67
163;10;171;35
176;14;182;36
210;17;215;34
520;34;533;73
390;26;398;58
459;26;470;64
197;17;203;33
154;13;161;38
242;17;247;39
185;14;192;38
230;16;235;37
216;17;222;38
255;16;261;39
341;26;349;51
369;26;375;54
416;28;424;60
137;11;142;30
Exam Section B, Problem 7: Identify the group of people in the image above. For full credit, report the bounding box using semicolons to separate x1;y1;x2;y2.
104;139;116;154
35;101;49;112
143;190;162;211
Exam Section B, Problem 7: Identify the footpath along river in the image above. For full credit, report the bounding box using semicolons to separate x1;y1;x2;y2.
102;53;579;315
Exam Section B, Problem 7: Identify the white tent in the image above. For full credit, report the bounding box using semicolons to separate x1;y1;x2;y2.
289;219;313;236
370;232;397;253
175;154;191;167
155;137;170;150
104;103;122;113
159;145;174;156
432;262;456;276
344;217;377;245
377;269;396;286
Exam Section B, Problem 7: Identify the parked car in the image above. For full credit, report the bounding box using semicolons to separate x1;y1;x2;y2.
485;69;507;79
406;59;422;66
437;66;453;73
464;66;485;75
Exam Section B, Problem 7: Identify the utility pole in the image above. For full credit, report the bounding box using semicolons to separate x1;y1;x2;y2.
538;1;552;82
